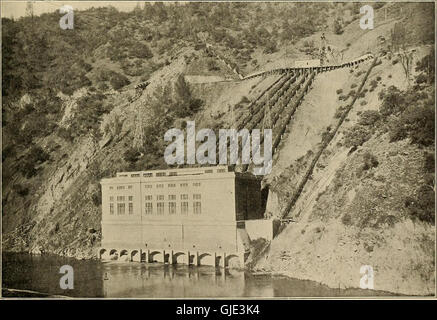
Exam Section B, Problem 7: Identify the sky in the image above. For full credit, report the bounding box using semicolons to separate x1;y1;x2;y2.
1;1;146;19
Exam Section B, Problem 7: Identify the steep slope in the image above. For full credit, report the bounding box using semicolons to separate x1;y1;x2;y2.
253;13;435;295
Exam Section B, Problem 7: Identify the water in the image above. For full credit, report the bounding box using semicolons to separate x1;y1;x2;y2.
2;252;394;298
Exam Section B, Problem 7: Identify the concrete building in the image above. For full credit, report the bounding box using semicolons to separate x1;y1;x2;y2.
99;165;270;267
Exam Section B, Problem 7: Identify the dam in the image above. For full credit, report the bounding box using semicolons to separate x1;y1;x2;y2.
99;165;275;268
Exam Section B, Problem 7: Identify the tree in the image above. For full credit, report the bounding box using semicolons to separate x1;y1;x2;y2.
390;22;414;84
415;48;435;84
333;19;343;35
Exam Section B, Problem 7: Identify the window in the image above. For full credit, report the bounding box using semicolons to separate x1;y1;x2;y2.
117;186;125;190
128;196;133;201
117;196;125;201
157;195;164;201
193;194;201;200
128;185;133;189
145;195;152;201
156;184;164;189
128;203;133;215
117;203;125;215
168;195;176;200
193;202;201;214
157;202;165;215
109;186;114;190
109;196;114;201
109;203;114;215
156;172;166;177
169;172;177;176
217;169;226;173
180;194;188;200
193;182;201;187
168;183;176;188
169;202;176;214
143;173;152;178
131;174;139;177
145;203;153;215
205;169;213;173
180;183;188;187
181;202;188;215
144;184;152;189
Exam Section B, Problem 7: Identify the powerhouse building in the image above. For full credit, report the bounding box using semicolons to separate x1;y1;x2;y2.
99;165;267;265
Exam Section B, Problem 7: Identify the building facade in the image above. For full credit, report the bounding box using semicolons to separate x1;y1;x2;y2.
99;165;267;267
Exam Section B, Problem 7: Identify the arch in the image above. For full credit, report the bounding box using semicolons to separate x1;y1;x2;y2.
225;254;241;268
131;250;140;262
149;250;162;263
109;249;118;260
119;249;129;261
99;248;107;259
173;252;186;264
198;252;215;266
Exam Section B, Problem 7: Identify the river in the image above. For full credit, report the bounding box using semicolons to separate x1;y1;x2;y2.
2;252;394;298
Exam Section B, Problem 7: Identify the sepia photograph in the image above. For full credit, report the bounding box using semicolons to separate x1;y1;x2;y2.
1;0;435;300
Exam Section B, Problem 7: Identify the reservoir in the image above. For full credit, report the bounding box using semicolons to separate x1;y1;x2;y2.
2;252;394;298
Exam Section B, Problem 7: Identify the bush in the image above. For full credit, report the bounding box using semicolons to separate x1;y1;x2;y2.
12;184;29;197
358;110;381;126
405;186;435;224
341;213;352;225
333;19;343;35
124;148;141;163
362;151;379;171
110;72;130;90
19;146;50;178
336;89;343;95
344;125;371;147
131;42;153;59
207;59;220;71
378;86;405;116
424;153;435;173
389;103;435;146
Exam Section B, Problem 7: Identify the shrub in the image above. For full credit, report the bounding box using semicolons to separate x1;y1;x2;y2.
12;184;29;197
358;110;381;126
123;148;141;163
341;213;352;225
19;146;50;178
424;153;435;173
333;19;343;35
336;89;343;95
405;185;435;224
110;72;130;90
378;86;405;116
389;103;435;146
362;151;379;171
344;125;371;147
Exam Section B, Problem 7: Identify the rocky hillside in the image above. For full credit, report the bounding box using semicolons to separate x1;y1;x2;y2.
2;2;434;295
253;5;435;295
2;2;334;257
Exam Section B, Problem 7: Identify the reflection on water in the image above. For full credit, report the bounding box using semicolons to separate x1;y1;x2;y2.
2;253;395;298
103;263;273;298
